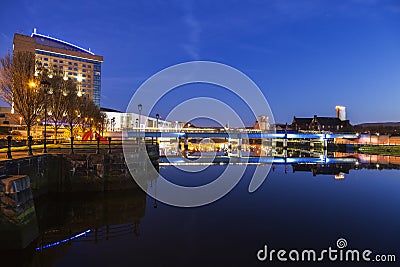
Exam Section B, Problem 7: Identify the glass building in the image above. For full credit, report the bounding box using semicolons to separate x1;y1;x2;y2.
13;29;103;106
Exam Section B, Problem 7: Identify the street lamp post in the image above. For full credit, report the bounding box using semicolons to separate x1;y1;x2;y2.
40;80;51;153
138;104;142;143
156;113;159;143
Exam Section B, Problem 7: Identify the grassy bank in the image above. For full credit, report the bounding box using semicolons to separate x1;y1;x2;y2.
358;145;400;156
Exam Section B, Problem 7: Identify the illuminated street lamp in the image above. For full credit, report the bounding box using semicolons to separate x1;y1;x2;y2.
77;74;83;97
156;113;159;129
138;104;142;126
28;81;37;88
27;81;38;156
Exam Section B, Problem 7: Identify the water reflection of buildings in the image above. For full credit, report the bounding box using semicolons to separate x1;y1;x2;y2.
290;152;400;178
0;145;158;266
0;188;147;267
292;163;352;177
335;152;400;170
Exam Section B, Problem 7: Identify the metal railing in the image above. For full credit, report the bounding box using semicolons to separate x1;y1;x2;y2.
0;136;140;159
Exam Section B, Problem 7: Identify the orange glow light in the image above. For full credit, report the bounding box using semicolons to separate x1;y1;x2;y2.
28;81;37;88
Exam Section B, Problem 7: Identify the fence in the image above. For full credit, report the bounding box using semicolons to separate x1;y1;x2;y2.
0;136;157;159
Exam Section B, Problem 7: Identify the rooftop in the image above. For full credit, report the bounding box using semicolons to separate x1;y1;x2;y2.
31;28;94;55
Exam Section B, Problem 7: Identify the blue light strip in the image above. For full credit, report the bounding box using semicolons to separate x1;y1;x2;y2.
32;32;95;55
35;229;92;251
139;131;357;139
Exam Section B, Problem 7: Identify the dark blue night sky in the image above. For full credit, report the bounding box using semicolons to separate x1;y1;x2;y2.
1;0;400;125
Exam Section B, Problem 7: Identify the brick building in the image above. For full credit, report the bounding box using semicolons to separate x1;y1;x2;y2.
292;115;351;132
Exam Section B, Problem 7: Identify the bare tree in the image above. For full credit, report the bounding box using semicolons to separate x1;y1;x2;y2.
45;72;71;143
0;51;45;137
95;112;107;136
80;96;101;131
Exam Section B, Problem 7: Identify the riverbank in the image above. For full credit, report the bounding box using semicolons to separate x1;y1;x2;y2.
357;145;400;156
0;144;159;197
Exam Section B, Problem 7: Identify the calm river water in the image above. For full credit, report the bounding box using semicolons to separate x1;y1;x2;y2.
1;156;400;266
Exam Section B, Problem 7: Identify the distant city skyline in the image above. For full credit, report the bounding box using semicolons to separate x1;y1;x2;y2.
1;0;399;125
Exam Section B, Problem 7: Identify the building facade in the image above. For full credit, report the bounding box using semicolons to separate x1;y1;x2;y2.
292;115;351;132
13;29;103;105
101;108;183;132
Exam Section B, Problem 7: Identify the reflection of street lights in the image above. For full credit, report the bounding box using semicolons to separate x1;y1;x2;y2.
154;178;158;209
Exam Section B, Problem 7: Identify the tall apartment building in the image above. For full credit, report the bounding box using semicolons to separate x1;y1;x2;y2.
13;29;103;106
